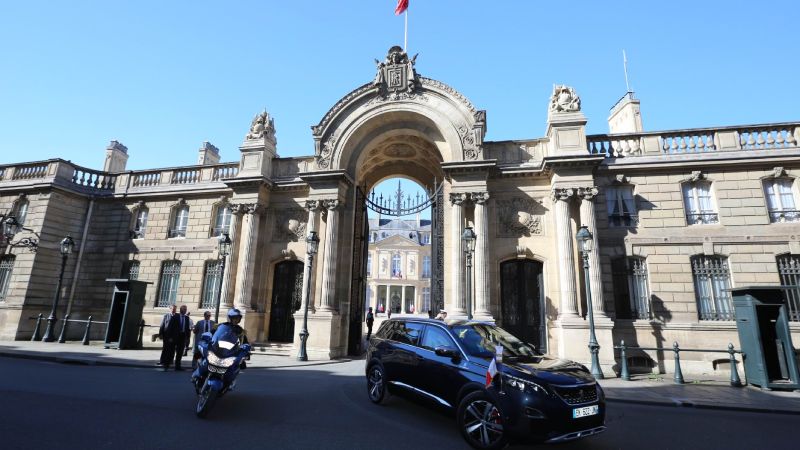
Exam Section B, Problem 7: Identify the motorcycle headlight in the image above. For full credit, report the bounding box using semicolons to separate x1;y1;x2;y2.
207;352;236;368
504;374;550;396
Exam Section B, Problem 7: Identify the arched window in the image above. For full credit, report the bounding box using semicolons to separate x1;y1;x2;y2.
683;181;718;224
763;178;798;223
170;204;190;238
212;205;232;236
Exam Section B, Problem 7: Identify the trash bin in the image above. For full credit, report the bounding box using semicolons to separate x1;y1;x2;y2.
732;287;800;390
104;279;151;349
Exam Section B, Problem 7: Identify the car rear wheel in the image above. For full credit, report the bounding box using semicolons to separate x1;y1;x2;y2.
366;364;387;404
457;391;507;450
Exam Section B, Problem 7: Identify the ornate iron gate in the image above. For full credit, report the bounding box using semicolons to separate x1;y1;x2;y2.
347;187;369;356
430;181;444;316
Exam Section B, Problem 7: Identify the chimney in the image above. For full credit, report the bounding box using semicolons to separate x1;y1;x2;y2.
198;141;221;165
608;92;643;134
103;140;128;172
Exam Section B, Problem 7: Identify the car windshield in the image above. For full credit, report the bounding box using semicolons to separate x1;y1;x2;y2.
452;324;538;359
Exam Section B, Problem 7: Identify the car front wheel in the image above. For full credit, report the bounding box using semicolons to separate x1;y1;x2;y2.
457;391;507;450
366;364;387;404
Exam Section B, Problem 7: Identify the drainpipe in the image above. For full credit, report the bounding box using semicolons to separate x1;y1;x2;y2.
65;198;94;316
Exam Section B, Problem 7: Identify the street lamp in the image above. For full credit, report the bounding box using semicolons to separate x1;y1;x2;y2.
2;215;38;252
576;225;603;379
214;232;233;323
42;235;75;342
462;226;476;320
297;231;320;361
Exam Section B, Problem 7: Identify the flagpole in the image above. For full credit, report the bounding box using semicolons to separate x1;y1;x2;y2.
404;9;408;52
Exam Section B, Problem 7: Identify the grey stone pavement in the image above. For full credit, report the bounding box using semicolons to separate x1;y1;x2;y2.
1;339;799;415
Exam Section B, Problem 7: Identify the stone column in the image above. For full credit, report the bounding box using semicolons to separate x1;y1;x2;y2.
553;188;579;318
472;192;492;318
220;205;243;308
401;286;406;312
233;203;262;311
319;199;341;312
578;187;608;318
299;200;321;312
449;193;467;316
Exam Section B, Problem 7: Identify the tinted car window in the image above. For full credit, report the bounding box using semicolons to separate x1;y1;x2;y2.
390;321;424;346
452;324;537;359
420;325;456;351
375;321;396;339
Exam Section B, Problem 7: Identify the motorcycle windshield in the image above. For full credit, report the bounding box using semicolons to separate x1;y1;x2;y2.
211;324;240;358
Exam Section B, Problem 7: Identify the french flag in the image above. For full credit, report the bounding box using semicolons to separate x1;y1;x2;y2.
395;0;409;15
486;357;498;387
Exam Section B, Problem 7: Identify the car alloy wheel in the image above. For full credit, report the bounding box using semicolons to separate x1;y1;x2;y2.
458;392;507;449
367;365;386;404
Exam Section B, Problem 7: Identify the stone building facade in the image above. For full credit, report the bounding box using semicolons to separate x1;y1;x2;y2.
1;46;799;374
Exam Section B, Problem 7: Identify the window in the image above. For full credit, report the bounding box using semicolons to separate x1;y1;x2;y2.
420;325;456;351
611;257;650;319
366;254;372;277
15;199;29;226
422;256;431;278
691;255;733;320
121;260;140;280
421;233;430;244
157;260;181;307
170;205;190;238
764;178;799;223
606;186;637;227
392;253;402;277
201;260;223;309
389;321;424;346
683;181;718;224
132;208;148;239
0;255;15;301
777;254;800;321
371;232;377;242
212;205;232;236
422;287;431;312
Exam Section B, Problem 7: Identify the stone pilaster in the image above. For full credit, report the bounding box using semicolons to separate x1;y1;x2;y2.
319;199;342;312
578;187;608;318
233;203;262;311
553;188;579;318
472;192;492;320
299;200;321;312
220;204;243;309
449;193;467;316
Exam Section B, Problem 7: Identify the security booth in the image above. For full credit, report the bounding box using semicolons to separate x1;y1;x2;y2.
731;287;800;390
104;279;151;349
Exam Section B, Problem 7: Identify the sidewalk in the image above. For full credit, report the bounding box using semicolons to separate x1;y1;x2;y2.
0;340;350;369
1;340;799;415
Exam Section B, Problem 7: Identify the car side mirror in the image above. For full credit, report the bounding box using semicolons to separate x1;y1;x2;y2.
435;346;460;360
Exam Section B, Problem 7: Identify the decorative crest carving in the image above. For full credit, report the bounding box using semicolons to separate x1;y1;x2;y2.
373;46;419;99
683;171;706;183
245;111;276;142
771;166;787;178
317;133;337;169
549;85;581;113
272;208;308;242
449;193;467;205
497;197;544;237
614;174;629;184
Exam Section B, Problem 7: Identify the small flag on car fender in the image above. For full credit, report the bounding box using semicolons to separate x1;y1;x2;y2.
486;357;498;387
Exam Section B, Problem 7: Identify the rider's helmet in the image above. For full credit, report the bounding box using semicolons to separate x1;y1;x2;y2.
227;308;242;324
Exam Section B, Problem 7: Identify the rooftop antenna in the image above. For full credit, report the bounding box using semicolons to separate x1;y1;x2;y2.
623;50;632;94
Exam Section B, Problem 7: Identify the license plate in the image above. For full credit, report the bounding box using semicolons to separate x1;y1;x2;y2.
572;405;599;418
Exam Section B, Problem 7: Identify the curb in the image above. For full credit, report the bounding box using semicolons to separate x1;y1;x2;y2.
606;396;800;416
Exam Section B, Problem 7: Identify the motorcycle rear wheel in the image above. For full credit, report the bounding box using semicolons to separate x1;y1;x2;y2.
196;383;218;418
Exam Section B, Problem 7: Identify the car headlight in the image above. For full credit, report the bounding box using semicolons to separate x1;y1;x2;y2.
503;374;550;396
207;352;236;368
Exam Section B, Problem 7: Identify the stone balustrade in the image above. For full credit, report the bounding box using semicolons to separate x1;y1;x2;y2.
272;157;313;179
588;122;800;158
71;165;117;190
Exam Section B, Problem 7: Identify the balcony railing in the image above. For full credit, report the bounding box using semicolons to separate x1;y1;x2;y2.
768;210;800;223
687;212;720;225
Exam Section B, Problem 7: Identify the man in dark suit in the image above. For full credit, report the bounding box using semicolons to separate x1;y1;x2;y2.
158;304;177;367
162;304;192;371
192;310;215;369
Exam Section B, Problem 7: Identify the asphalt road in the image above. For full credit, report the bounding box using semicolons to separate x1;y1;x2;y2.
0;356;796;450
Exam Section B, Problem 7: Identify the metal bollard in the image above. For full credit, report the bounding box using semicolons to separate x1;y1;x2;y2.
82;316;93;345
728;343;742;387
137;320;145;349
31;314;43;341
673;341;684;384
620;340;630;381
57;314;70;343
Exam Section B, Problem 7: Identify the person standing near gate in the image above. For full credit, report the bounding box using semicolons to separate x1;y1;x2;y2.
365;307;375;341
157;304;177;367
192;310;215;369
162;304;191;371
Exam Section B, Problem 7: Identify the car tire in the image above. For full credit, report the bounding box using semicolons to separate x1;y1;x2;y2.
366;364;388;404
457;391;508;450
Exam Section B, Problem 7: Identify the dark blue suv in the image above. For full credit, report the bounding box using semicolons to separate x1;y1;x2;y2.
365;318;606;449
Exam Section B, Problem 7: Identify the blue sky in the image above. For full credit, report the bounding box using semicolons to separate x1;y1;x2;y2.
1;0;798;172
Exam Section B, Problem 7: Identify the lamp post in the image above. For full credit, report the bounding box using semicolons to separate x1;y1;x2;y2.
576;225;603;379
297;231;319;361
214;232;233;323
42;236;75;342
2;215;39;252
462;226;476;320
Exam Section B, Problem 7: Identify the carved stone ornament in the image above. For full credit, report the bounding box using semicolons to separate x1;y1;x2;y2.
457;122;481;160
772;166;787;178
614;174;629;184
322;198;342;212
373;46;419;99
317;133;337;169
683;171;706;183
304;200;321;212
449;192;467;205
272;208;308;242
245;111;276;141
241;203;262;215
577;187;599;201
549;85;581;113
497;197;544;237
470;192;490;204
551;188;575;202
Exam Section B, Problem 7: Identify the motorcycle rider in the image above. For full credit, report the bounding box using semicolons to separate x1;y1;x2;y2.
215;308;249;369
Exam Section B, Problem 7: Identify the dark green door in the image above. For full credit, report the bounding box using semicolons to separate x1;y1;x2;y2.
500;259;545;352
268;261;304;342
